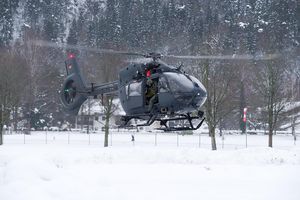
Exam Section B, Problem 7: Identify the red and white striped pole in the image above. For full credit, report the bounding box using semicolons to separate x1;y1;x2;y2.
243;107;248;148
243;107;247;123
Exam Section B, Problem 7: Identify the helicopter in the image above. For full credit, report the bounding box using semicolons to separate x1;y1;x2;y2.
31;40;278;131
61;52;207;131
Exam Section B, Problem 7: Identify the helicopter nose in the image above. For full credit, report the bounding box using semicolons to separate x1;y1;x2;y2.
193;83;207;108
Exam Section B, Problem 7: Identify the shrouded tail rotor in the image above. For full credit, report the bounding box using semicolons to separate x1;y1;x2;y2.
64;80;76;104
60;55;88;115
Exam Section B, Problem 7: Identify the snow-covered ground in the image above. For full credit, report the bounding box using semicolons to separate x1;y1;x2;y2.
2;131;299;149
1;132;300;200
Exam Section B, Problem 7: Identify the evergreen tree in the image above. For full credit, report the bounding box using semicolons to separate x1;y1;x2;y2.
67;19;78;45
24;0;42;29
187;4;204;54
127;0;144;48
85;0;105;46
268;0;298;50
0;0;19;46
105;0;120;46
41;0;66;41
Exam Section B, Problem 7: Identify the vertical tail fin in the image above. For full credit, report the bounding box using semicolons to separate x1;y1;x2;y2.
60;55;88;115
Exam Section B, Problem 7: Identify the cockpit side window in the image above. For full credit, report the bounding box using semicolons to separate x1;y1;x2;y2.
128;81;142;96
158;76;170;92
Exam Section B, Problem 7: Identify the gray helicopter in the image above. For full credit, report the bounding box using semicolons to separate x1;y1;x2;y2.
61;53;207;131
31;40;278;131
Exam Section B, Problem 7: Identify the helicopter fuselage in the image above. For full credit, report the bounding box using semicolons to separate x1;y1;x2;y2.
118;61;207;117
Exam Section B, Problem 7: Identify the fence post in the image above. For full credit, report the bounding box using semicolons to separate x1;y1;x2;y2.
222;133;225;149
245;127;248;148
0;124;3;145
68;132;70;144
45;130;48;144
177;133;179;147
198;133;201;148
88;133;90;145
292;121;297;145
0;104;3;145
155;134;157;146
131;134;135;146
23;132;26;144
110;131;112;146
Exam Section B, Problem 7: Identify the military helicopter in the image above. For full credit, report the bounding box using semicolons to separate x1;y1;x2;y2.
31;40;278;131
61;52;208;131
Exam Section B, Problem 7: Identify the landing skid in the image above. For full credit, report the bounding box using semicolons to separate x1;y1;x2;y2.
119;112;205;132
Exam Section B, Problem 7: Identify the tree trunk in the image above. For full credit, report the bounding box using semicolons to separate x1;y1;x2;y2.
80;107;84;130
268;104;274;147
268;130;273;147
268;106;273;148
202;62;217;150
0;123;2;145
104;116;110;147
267;63;274;148
13;106;18;132
210;127;217;150
0;104;3;144
102;95;114;147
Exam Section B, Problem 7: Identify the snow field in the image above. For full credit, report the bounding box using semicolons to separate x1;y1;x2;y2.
2;131;299;150
1;133;300;200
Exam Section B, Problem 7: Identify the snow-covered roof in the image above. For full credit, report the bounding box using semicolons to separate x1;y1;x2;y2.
283;101;300;112
79;98;125;116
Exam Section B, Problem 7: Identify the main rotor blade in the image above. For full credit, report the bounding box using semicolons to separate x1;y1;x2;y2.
28;40;145;57
164;54;279;60
29;40;279;61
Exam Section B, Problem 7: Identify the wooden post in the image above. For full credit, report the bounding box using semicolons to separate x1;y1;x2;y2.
0;124;2;145
68;132;70;144
0;104;3;145
198;133;201;148
45;130;48;144
110;131;112;146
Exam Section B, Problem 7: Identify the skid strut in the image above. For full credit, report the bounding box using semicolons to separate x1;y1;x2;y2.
119;112;205;131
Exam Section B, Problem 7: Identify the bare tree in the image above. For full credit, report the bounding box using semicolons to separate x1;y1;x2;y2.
253;59;286;147
200;60;235;150
0;49;29;131
16;25;65;131
84;50;123;147
195;35;235;150
16;26;43;133
100;95;119;147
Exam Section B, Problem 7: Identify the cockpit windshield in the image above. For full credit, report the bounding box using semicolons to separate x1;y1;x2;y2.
163;72;194;93
189;75;206;93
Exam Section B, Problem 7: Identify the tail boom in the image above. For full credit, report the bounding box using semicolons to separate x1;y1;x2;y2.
60;57;118;115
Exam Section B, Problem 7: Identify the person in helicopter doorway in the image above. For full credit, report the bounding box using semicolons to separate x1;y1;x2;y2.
145;77;158;112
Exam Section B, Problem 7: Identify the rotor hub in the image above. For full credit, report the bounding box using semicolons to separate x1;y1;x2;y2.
144;52;162;61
